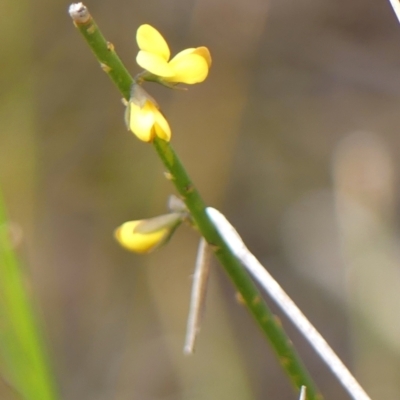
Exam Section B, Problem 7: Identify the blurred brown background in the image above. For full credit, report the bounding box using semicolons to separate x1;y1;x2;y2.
1;0;400;398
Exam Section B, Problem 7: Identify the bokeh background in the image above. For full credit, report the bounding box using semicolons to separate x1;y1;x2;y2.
1;0;400;398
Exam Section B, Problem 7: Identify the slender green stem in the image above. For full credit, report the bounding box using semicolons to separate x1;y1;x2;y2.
0;189;58;400
69;4;323;399
69;3;133;99
153;140;322;399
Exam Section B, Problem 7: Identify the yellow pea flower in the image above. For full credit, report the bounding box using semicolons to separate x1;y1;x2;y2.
136;24;212;84
114;213;183;254
125;84;171;142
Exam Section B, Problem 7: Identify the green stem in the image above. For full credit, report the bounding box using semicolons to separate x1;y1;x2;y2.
69;4;133;99
69;4;323;399
0;189;58;400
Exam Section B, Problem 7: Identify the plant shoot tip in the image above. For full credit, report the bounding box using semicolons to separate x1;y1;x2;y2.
69;3;90;23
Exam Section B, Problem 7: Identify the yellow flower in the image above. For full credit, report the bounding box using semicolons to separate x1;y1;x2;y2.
136;24;212;84
126;84;171;142
114;213;182;254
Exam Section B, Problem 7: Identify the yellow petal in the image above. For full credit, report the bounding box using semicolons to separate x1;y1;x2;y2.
129;102;155;142
192;47;212;67
170;48;197;61
168;53;209;84
172;47;212;67
115;221;169;253
136;51;175;77
136;24;170;61
152;107;171;141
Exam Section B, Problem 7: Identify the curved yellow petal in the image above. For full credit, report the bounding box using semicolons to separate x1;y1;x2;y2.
171;46;212;68
168;53;209;84
172;47;212;67
171;48;197;61
136;51;175;77
136;24;170;61
115;221;168;253
129;102;155;142
192;47;212;67
153;108;171;141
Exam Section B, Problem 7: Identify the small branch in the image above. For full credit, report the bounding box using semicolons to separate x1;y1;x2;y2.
184;238;211;354
69;2;133;99
206;207;372;400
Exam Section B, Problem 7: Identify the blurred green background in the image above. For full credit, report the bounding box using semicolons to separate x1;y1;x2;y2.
1;0;400;399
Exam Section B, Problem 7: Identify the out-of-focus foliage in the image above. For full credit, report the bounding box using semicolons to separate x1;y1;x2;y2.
0;190;58;400
1;0;400;399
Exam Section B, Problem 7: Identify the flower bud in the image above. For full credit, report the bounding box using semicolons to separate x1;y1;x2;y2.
114;212;183;253
125;84;171;142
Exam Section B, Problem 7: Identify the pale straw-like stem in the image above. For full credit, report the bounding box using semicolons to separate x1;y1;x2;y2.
184;238;211;354
299;386;307;400
207;207;372;400
388;0;400;23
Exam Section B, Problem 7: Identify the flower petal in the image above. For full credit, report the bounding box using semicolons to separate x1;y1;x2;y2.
142;101;171;141
170;48;196;61
136;51;175;77
115;220;169;253
136;24;170;61
129;102;155;142
192;46;212;67
153;109;171;141
168;53;209;84
172;47;212;67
